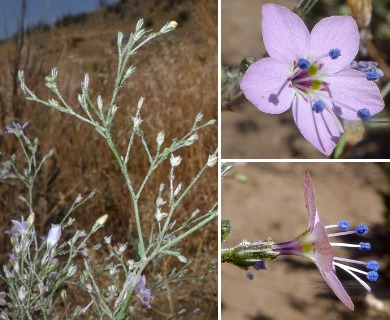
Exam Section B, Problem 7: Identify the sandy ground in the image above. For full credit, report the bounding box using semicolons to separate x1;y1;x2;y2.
221;0;390;159
222;163;390;320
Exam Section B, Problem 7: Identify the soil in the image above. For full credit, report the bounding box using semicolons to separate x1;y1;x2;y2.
222;163;390;320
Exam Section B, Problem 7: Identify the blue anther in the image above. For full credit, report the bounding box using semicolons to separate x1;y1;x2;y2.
253;261;267;270
357;108;371;121
246;271;254;280
359;242;371;251
338;221;350;230
297;58;310;70
366;260;379;271
366;71;380;81
366;271;378;282
312;100;325;113
329;49;341;59
356;224;369;235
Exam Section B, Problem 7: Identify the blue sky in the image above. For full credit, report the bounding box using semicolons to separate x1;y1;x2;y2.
0;0;118;40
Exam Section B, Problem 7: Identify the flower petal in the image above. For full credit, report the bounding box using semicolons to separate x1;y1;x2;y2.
310;16;359;74
292;95;342;156
241;58;294;114
262;4;310;64
312;222;334;272
318;268;354;310
323;69;384;120
303;172;320;230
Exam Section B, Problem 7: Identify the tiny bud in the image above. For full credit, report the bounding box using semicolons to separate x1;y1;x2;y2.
159;183;165;192
67;265;77;277
60;289;67;302
92;214;108;233
97;95;103;111
83;73;89;89
27;212;35;226
51;67;58;78
178;255;187;263
195;113;204;123
117;31;124;46
169;21;178;29
75;194;83;204
191;209;200;219
174;183;182;196
156;131;165;146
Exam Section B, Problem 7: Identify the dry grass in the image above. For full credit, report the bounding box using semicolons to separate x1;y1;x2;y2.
0;0;217;318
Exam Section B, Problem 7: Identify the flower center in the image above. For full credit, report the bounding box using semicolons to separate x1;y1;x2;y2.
280;48;374;129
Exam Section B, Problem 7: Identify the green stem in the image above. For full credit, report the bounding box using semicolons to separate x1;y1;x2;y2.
104;134;146;258
221;241;279;269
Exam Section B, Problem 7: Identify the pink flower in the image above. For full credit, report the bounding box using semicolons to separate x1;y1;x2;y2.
274;172;378;310
240;4;384;155
135;275;153;308
47;224;61;248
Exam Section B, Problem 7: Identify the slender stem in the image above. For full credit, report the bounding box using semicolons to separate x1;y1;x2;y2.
104;134;146;257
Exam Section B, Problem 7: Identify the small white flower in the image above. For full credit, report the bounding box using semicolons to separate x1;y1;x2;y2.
104;236;112;245
111;105;118;115
156;197;166;207
207;154;218;167
170;154;182;167
159;183;165;192
117;243;127;255
47;224;61;248
156;208;168;222
132;116;143;129
48;99;59;107
187;133;198;144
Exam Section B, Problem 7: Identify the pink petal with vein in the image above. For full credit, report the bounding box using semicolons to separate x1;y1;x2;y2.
241;57;294;114
324;69;385;120
292;95;342;156
310;16;359;74
262;4;310;64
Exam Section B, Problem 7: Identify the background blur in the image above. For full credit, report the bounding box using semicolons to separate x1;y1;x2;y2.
0;0;217;318
222;163;390;319
222;0;390;159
